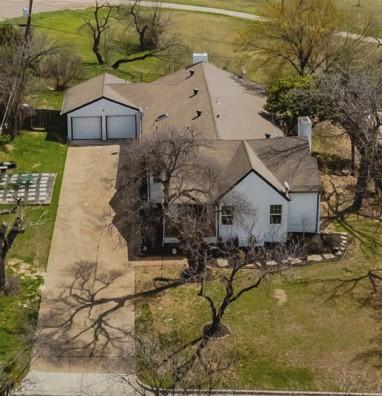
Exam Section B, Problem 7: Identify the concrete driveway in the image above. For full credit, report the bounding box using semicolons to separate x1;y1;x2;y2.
25;144;135;394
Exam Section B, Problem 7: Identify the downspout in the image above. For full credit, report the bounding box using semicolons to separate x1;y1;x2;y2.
315;192;321;233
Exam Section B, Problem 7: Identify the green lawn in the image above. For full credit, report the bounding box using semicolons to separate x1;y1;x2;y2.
9;1;379;111
163;0;382;35
15;8;283;110
0;131;67;373
135;218;382;391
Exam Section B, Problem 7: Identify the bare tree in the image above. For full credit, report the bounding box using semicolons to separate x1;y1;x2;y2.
120;331;229;396
80;0;119;65
0;338;35;396
0;27;58;135
111;0;180;69
0;200;24;293
39;49;82;91
315;66;382;214
127;0;171;51
120;126;218;269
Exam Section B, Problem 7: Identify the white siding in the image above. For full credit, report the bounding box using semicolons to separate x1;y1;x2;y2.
67;98;141;141
288;192;320;233
219;171;288;246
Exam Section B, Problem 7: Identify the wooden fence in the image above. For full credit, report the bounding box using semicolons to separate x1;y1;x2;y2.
23;109;67;134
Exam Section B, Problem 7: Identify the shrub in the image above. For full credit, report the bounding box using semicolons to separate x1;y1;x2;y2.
40;50;82;91
265;75;317;135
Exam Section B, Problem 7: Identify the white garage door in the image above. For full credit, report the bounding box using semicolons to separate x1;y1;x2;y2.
106;116;137;139
72;116;102;140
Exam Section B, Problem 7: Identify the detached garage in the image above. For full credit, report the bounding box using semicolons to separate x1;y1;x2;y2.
61;73;142;142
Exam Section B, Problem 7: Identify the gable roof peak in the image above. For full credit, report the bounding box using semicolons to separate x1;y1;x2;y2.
224;140;288;200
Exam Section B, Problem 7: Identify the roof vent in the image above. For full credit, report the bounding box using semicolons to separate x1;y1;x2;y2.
189;69;195;77
193;88;199;96
216;113;221;119
155;113;169;122
196;110;202;118
265;133;271;139
193;53;208;64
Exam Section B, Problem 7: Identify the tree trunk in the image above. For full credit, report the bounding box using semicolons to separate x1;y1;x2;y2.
0;254;6;291
351;151;369;212
111;58;125;69
204;314;221;338
350;137;356;176
93;36;104;65
111;52;155;69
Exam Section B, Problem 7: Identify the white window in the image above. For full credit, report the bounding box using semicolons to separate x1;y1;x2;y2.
152;172;161;183
270;205;282;224
221;206;234;225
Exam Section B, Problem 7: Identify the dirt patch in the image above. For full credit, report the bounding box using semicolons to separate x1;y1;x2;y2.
273;288;287;305
8;259;44;279
202;323;230;339
3;144;14;153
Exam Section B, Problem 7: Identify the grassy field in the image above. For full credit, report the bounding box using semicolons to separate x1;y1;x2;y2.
0;131;67;373
11;0;380;110
21;8;284;110
135;218;382;392
163;0;382;35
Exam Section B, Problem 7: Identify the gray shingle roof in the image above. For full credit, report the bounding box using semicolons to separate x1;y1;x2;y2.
62;64;320;193
247;137;321;192
202;63;282;140
61;73;138;114
209;138;320;194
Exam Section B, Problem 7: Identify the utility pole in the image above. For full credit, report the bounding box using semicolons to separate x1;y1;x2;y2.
24;0;34;40
0;0;34;134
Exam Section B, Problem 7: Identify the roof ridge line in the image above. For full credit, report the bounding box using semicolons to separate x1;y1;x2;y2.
102;73;106;96
243;140;257;170
200;63;219;140
243;141;286;194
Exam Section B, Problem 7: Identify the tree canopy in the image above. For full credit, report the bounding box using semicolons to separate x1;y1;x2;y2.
265;75;317;135
242;0;340;76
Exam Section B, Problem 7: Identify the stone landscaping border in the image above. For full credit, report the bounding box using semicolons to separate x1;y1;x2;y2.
213;233;351;270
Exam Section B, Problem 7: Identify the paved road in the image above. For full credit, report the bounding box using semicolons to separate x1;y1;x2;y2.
23;144;135;395
0;0;262;21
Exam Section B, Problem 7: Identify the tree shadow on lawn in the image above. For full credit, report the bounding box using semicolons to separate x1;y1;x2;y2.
337;218;382;255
